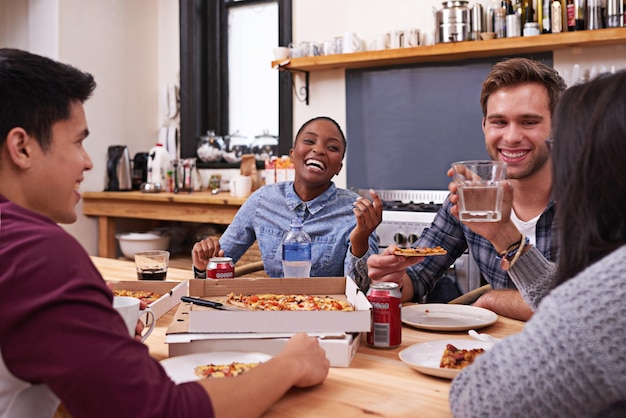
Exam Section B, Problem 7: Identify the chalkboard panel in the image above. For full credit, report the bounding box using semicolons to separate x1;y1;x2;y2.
346;53;552;191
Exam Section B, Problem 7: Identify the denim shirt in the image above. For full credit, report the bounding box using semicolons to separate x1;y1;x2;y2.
407;196;557;302
219;182;378;288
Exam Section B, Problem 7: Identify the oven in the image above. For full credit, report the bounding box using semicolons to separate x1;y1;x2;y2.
370;190;482;296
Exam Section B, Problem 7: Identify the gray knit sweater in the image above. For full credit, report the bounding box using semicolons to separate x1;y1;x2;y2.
449;245;626;417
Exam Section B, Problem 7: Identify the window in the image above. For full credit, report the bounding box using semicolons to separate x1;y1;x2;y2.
179;0;293;166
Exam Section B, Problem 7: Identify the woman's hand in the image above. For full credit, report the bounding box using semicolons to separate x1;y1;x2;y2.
350;189;383;257
191;236;224;270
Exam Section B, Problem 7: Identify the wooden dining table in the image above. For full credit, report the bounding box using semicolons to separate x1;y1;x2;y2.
91;256;526;418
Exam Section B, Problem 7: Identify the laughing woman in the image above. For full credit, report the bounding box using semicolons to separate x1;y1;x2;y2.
192;116;382;289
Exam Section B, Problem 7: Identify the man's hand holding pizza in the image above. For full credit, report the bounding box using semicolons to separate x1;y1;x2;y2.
366;245;424;302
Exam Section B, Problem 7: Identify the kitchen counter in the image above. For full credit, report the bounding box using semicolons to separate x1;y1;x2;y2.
82;190;247;258
83;256;526;417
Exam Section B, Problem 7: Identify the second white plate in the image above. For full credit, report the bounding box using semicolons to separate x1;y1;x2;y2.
402;303;497;331
399;339;494;379
160;351;272;384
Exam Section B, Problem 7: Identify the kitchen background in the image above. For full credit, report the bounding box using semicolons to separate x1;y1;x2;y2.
1;0;625;256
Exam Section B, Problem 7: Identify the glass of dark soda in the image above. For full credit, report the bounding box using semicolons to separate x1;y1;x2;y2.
134;250;170;280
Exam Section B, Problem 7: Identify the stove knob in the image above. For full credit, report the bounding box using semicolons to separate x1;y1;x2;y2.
394;233;406;247
408;234;420;245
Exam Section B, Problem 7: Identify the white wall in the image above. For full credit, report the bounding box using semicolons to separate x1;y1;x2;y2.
0;0;178;255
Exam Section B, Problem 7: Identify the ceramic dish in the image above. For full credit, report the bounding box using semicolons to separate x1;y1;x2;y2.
401;303;497;331
399;339;494;379
160;351;272;384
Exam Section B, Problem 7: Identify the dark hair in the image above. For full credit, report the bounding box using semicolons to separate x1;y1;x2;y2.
480;57;566;117
552;70;626;285
0;48;96;151
294;116;347;157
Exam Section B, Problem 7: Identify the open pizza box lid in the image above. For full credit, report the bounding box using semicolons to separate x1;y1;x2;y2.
108;280;187;320
180;277;371;333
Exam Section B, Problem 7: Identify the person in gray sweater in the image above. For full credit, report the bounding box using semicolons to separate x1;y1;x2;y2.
448;70;626;417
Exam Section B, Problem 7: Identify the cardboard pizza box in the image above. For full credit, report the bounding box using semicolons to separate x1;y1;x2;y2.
108;280;187;320
165;301;361;367
184;277;371;333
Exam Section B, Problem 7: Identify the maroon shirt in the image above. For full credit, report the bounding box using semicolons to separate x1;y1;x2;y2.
0;196;214;417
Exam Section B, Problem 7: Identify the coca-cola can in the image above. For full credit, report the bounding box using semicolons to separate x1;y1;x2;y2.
206;257;235;279
366;282;402;348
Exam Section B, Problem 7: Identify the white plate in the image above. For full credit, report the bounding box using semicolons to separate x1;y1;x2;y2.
160;351;272;384
399;339;494;379
401;303;497;331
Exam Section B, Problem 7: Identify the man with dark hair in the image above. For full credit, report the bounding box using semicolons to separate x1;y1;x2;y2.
368;57;567;321
0;48;329;418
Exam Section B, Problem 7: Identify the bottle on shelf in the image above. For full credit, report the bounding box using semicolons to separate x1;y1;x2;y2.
566;0;577;30
552;0;563;33
523;1;541;35
495;7;507;38
573;0;586;30
586;0;603;29
542;0;553;33
506;0;522;37
487;0;502;32
282;218;312;278
606;0;625;27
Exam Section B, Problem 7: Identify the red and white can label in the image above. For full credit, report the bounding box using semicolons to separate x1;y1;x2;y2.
366;282;402;348
206;257;235;279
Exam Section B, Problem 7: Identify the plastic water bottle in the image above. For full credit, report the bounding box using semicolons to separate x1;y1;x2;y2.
282;218;312;278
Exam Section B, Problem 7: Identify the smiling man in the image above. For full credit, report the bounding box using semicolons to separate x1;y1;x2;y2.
0;48;331;418
367;58;566;321
192;116;382;288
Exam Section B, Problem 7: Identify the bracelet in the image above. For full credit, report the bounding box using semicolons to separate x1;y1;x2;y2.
499;234;529;271
193;265;207;279
498;234;525;258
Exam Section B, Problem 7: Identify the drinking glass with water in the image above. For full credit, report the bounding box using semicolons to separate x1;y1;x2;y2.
452;160;507;222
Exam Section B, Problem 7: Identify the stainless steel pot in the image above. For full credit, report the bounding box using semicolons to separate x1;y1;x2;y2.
435;1;471;43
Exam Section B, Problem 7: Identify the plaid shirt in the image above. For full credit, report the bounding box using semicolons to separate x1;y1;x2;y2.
407;197;557;302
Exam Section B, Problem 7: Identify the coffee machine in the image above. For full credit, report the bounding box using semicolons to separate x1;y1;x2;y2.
105;145;132;191
131;152;149;190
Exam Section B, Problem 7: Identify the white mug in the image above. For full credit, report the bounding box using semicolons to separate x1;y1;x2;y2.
388;30;404;49
113;296;155;342
369;33;388;51
229;175;252;198
342;32;362;53
273;46;289;60
404;29;420;47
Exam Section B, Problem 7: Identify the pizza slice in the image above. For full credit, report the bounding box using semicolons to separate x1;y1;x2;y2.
439;344;485;369
112;289;162;304
392;246;447;257
225;292;354;311
194;361;260;379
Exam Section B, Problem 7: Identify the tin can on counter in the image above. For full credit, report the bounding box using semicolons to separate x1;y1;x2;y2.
206;257;235;279
366;282;402;348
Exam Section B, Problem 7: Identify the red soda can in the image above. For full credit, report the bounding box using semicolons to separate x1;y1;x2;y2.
366;282;402;348
206;257;235;279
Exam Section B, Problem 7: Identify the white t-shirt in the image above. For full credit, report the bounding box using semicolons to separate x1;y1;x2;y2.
510;210;540;247
0;347;59;418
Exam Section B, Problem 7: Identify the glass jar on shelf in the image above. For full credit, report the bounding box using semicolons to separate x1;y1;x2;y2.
250;129;278;161
196;129;225;162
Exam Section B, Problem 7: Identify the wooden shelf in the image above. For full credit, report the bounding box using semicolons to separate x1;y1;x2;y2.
272;28;626;72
